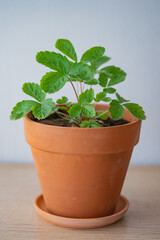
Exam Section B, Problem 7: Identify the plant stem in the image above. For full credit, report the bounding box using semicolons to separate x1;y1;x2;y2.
79;80;83;94
82;82;85;92
78;80;83;121
94;109;109;119
56;110;79;126
56;111;79;127
76;81;79;96
67;77;83;123
56;110;70;118
57;113;69;121
68;76;79;103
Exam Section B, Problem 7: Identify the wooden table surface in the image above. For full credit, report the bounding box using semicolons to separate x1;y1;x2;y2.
0;164;160;240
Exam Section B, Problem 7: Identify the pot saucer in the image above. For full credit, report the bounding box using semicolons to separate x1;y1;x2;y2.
34;194;129;229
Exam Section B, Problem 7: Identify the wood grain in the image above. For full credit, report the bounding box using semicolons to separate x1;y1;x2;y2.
0;164;160;240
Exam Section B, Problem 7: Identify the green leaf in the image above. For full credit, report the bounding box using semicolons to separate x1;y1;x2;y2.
84;79;99;85
32;98;56;119
81;46;105;63
22;83;46;102
66;101;72;107
69;61;74;68
68;103;81;118
100;66;126;86
94;91;111;102
58;106;69;112
103;87;116;94
89;120;102;128
123;103;146;120
70;77;79;82
109;100;125;120
79;88;94;105
96;110;108;120
80;120;101;128
116;93;129;103
10;100;37;120
98;72;108;87
40;72;68;93
56;96;68;104
69;62;94;81
68;118;74;124
103;97;112;102
82;104;95;117
91;55;111;71
36;51;70;74
80;121;90;128
55;39;77;61
94;92;106;102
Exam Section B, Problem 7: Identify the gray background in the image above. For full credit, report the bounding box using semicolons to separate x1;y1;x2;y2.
0;0;160;164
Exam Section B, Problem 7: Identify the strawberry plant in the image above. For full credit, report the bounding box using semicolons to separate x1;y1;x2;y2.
10;39;146;127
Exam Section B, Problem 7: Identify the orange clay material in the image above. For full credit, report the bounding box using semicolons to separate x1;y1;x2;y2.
34;194;129;228
24;104;141;218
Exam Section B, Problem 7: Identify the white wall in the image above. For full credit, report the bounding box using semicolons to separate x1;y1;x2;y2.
0;0;160;164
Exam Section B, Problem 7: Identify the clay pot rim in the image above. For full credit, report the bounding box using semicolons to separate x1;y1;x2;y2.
24;108;140;131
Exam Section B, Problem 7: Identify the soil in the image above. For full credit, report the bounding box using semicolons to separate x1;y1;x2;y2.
33;113;129;128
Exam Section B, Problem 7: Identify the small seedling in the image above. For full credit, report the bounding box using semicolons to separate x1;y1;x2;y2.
10;39;146;127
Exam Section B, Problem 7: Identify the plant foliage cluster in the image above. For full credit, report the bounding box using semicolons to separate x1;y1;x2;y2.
10;39;146;127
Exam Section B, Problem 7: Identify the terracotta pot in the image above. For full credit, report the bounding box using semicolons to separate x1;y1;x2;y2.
24;104;141;218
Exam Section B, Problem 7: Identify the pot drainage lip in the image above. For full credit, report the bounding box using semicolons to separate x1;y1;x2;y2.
34;194;129;229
